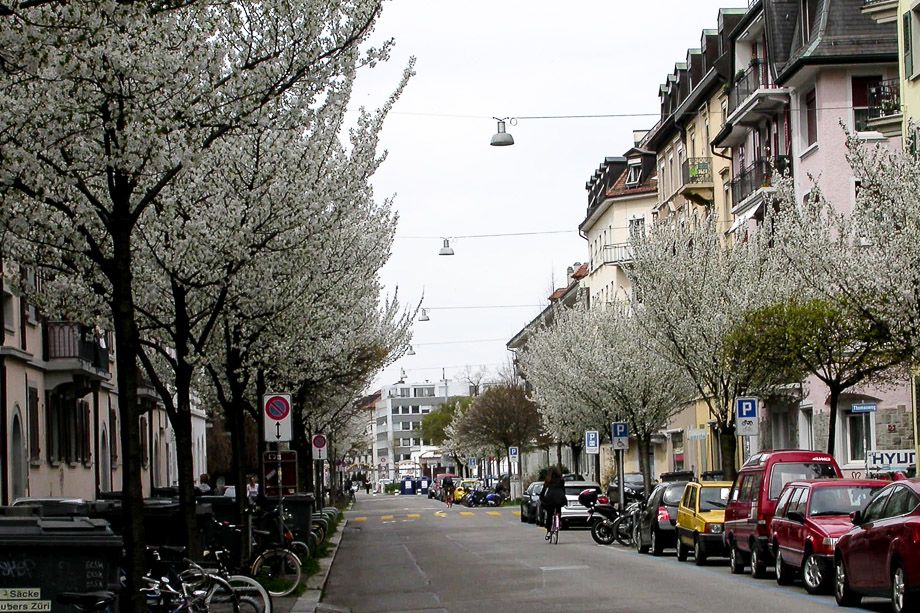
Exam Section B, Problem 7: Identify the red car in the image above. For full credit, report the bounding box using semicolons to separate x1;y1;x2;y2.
770;479;885;593
834;478;920;613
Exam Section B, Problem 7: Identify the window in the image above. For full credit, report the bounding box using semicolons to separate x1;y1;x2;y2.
769;463;838;499
628;217;645;240
775;486;795;518
28;387;40;462
905;9;918;78
852;75;882;131
862;487;893;523
804;89;817;146
801;0;819;43
799;407;814;450
884;486;919;517
699;487;730;512
739;474;755;502
140;416;149;468
788;487;807;516
625;161;642;187
391;407;399;415
671;432;684;471
411;406;420;414
847;412;868;463
109;405;118;464
401;406;409;414
686;485;698;511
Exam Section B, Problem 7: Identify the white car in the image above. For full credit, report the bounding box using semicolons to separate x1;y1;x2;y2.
376;478;393;493
559;481;602;528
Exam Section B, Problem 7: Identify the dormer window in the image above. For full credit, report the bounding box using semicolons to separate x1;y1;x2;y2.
625;161;642;187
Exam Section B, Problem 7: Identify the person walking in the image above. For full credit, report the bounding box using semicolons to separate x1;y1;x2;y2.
364;479;371;495
539;467;568;539
246;476;259;500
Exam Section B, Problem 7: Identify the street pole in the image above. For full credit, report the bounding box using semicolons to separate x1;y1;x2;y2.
616;448;625;511
276;435;283;544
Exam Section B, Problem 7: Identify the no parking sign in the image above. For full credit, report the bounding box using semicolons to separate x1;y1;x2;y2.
263;394;292;442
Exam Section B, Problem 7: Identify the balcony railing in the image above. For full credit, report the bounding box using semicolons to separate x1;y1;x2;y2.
598;242;633;267
728;59;775;116
867;78;901;119
682;157;713;185
730;156;791;207
45;321;109;369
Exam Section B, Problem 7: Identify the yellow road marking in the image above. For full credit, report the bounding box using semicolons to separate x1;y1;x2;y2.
353;517;367;522
407;514;420;519
381;515;394;520
486;511;501;516
459;512;474;516
511;511;521;516
434;512;446;517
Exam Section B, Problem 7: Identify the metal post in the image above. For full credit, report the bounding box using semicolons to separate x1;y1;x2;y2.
276;440;284;543
616;448;625;510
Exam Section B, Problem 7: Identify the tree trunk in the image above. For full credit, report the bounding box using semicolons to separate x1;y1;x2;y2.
637;435;653;498
827;386;840;457
556;441;562;467
720;423;738;482
110;227;146;613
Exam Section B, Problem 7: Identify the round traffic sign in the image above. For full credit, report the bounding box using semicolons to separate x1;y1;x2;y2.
265;395;290;421
312;434;327;449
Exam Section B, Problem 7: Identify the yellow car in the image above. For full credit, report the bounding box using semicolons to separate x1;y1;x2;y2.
675;480;732;565
454;479;480;502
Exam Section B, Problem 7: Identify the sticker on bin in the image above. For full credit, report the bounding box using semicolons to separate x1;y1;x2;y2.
0;588;50;612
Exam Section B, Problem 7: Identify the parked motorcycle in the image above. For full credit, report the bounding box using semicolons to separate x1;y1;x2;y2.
578;488;619;545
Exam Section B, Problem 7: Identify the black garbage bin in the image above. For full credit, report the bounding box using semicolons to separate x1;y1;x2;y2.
0;515;123;612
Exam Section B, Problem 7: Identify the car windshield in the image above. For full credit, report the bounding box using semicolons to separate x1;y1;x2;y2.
699;487;730;511
809;485;884;517
769;463;838;499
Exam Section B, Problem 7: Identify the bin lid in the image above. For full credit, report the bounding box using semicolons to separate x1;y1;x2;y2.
0;516;122;546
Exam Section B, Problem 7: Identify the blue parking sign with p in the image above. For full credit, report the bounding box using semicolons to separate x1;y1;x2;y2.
612;422;628;438
737;398;757;419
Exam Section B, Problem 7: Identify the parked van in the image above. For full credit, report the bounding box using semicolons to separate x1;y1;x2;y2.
723;450;842;578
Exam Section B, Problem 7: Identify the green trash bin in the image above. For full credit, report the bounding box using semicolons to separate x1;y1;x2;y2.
0;515;123;612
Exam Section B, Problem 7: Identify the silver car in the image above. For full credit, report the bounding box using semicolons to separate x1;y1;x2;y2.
559;481;601;528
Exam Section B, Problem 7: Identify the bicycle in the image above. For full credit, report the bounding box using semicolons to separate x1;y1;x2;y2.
444;488;454;508
546;510;561;544
210;514;302;598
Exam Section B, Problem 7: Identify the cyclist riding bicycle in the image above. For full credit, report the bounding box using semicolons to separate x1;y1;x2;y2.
539;467;567;540
442;476;456;507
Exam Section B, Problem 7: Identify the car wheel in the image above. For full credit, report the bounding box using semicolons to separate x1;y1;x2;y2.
635;523;649;554
802;552;827;594
729;542;745;575
892;562;918;613
676;537;688;562
650;528;663;556
834;556;862;607
750;544;768;579
775;549;795;586
693;535;707;566
520;504;527;522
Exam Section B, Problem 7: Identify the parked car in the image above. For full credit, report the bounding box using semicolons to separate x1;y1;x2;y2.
834;478;920;612
607;473;655;507
376;478;393;493
724;450;842;578
454;479;480;502
770;479;884;593
635;480;689;556
675;480;732;565
559;481;601;528
520;481;543;523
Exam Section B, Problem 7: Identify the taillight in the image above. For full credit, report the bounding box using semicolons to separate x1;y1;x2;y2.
912;524;920;545
597;495;609;505
284;531;293;541
657;506;670;522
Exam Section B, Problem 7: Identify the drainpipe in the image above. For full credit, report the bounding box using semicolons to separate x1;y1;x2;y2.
93;385;100;500
1;252;8;505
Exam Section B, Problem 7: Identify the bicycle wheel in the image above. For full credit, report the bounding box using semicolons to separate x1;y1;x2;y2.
551;515;559;545
226;575;272;613
251;549;302;597
613;516;633;546
204;574;242;613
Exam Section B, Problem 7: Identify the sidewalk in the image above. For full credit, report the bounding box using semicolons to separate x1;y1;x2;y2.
274;516;346;613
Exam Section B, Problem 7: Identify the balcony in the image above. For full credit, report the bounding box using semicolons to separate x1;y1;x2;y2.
730;156;791;214
726;59;789;128
594;242;633;270
679;157;714;206
866;78;902;138
43;321;111;394
861;0;897;24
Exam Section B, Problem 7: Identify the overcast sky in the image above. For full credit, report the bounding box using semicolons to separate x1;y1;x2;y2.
357;0;739;391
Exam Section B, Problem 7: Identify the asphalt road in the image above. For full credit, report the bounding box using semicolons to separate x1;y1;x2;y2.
320;492;892;613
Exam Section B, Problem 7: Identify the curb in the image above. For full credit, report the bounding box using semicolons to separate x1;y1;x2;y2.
289;517;346;613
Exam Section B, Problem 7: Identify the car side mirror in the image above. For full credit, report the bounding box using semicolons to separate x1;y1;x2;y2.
787;510;805;524
850;510;863;525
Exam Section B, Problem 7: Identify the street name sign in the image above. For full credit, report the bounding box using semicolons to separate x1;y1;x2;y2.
687;428;707;441
263;393;292;442
736;397;759;437
852;403;877;414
